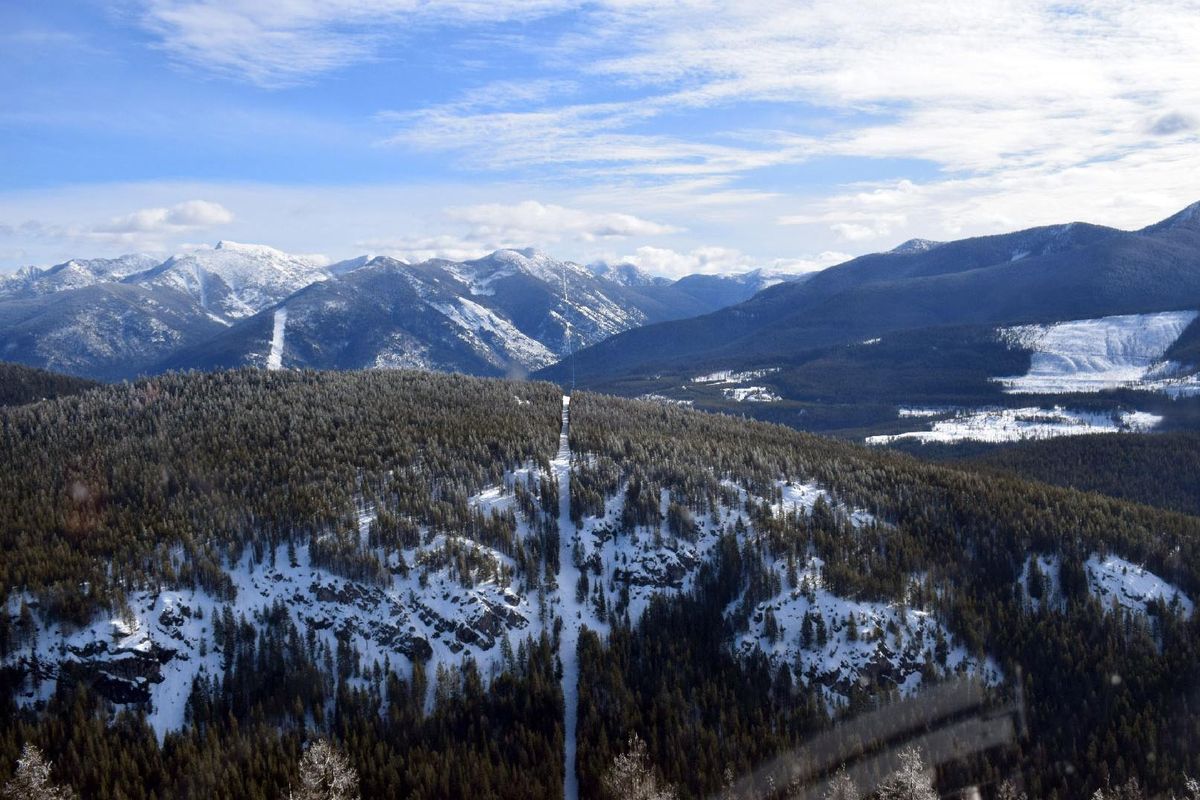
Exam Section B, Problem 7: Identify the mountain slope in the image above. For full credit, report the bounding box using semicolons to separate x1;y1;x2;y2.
540;203;1200;439
0;282;226;378
0;244;788;380
0;254;162;301
549;205;1200;383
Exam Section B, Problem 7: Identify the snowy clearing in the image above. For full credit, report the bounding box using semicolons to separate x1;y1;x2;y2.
691;368;779;384
1087;555;1194;617
723;386;782;402
996;310;1198;394
866;406;1161;445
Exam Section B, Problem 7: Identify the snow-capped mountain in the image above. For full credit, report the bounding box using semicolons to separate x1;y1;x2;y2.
0;244;796;380
130;241;332;321
157;250;649;376
587;260;666;288
0;254;161;301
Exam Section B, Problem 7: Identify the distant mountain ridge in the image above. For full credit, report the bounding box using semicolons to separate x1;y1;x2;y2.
544;202;1200;384
0;243;799;379
536;201;1200;440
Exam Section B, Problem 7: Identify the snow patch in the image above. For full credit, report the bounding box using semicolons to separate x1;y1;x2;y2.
997;311;1199;394
1087;555;1194;617
723;386;782;403
867;406;1161;445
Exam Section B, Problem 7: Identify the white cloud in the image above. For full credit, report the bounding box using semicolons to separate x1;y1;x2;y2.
96;199;234;235
375;0;1200;245
450;200;678;242
619;245;847;280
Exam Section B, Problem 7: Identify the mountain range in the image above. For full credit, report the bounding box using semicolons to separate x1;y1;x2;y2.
0;243;790;380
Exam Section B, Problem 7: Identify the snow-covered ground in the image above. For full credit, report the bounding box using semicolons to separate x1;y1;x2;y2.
1019;553;1193;619
866;406;1161;445
4;526;536;739
637;393;694;406
1087;555;1194;617
733;555;1002;704
266;307;287;370
996;310;1199;394
723;386;782;402
692;368;779;384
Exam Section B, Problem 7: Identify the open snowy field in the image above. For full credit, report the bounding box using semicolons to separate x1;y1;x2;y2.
997;310;1198;394
867;406;1161;445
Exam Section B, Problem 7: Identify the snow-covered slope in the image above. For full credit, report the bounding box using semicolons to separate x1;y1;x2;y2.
997;310;1199;394
134;241;331;321
867;406;1162;445
0;254;162;300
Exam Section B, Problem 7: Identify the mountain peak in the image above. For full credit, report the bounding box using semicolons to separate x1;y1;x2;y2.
588;261;663;288
889;238;943;255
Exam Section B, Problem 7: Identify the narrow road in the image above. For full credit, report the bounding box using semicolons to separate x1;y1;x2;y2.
552;394;582;800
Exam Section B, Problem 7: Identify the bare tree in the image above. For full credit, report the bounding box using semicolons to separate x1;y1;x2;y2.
289;739;360;800
603;734;678;800
876;747;937;800
2;744;76;800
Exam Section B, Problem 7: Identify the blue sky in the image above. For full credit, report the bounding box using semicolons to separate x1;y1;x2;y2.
2;1;1198;276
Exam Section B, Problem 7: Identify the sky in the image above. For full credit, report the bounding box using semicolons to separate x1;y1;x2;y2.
2;1;1198;277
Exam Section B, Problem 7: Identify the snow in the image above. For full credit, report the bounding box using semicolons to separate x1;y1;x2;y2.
692;368;779;384
266;308;287;370
552;395;583;800
146;241;331;320
897;407;952;418
770;479;877;529
4;511;542;740
432;297;557;370
866;406;1161;445
723;386;782;402
1087;555;1194;617
637;393;694;406
996;311;1199;394
1019;553;1193;619
732;555;1001;706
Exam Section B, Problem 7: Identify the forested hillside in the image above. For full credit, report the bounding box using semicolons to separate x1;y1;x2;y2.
1;372;1198;799
566;394;1200;799
0;362;98;407
949;432;1200;518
